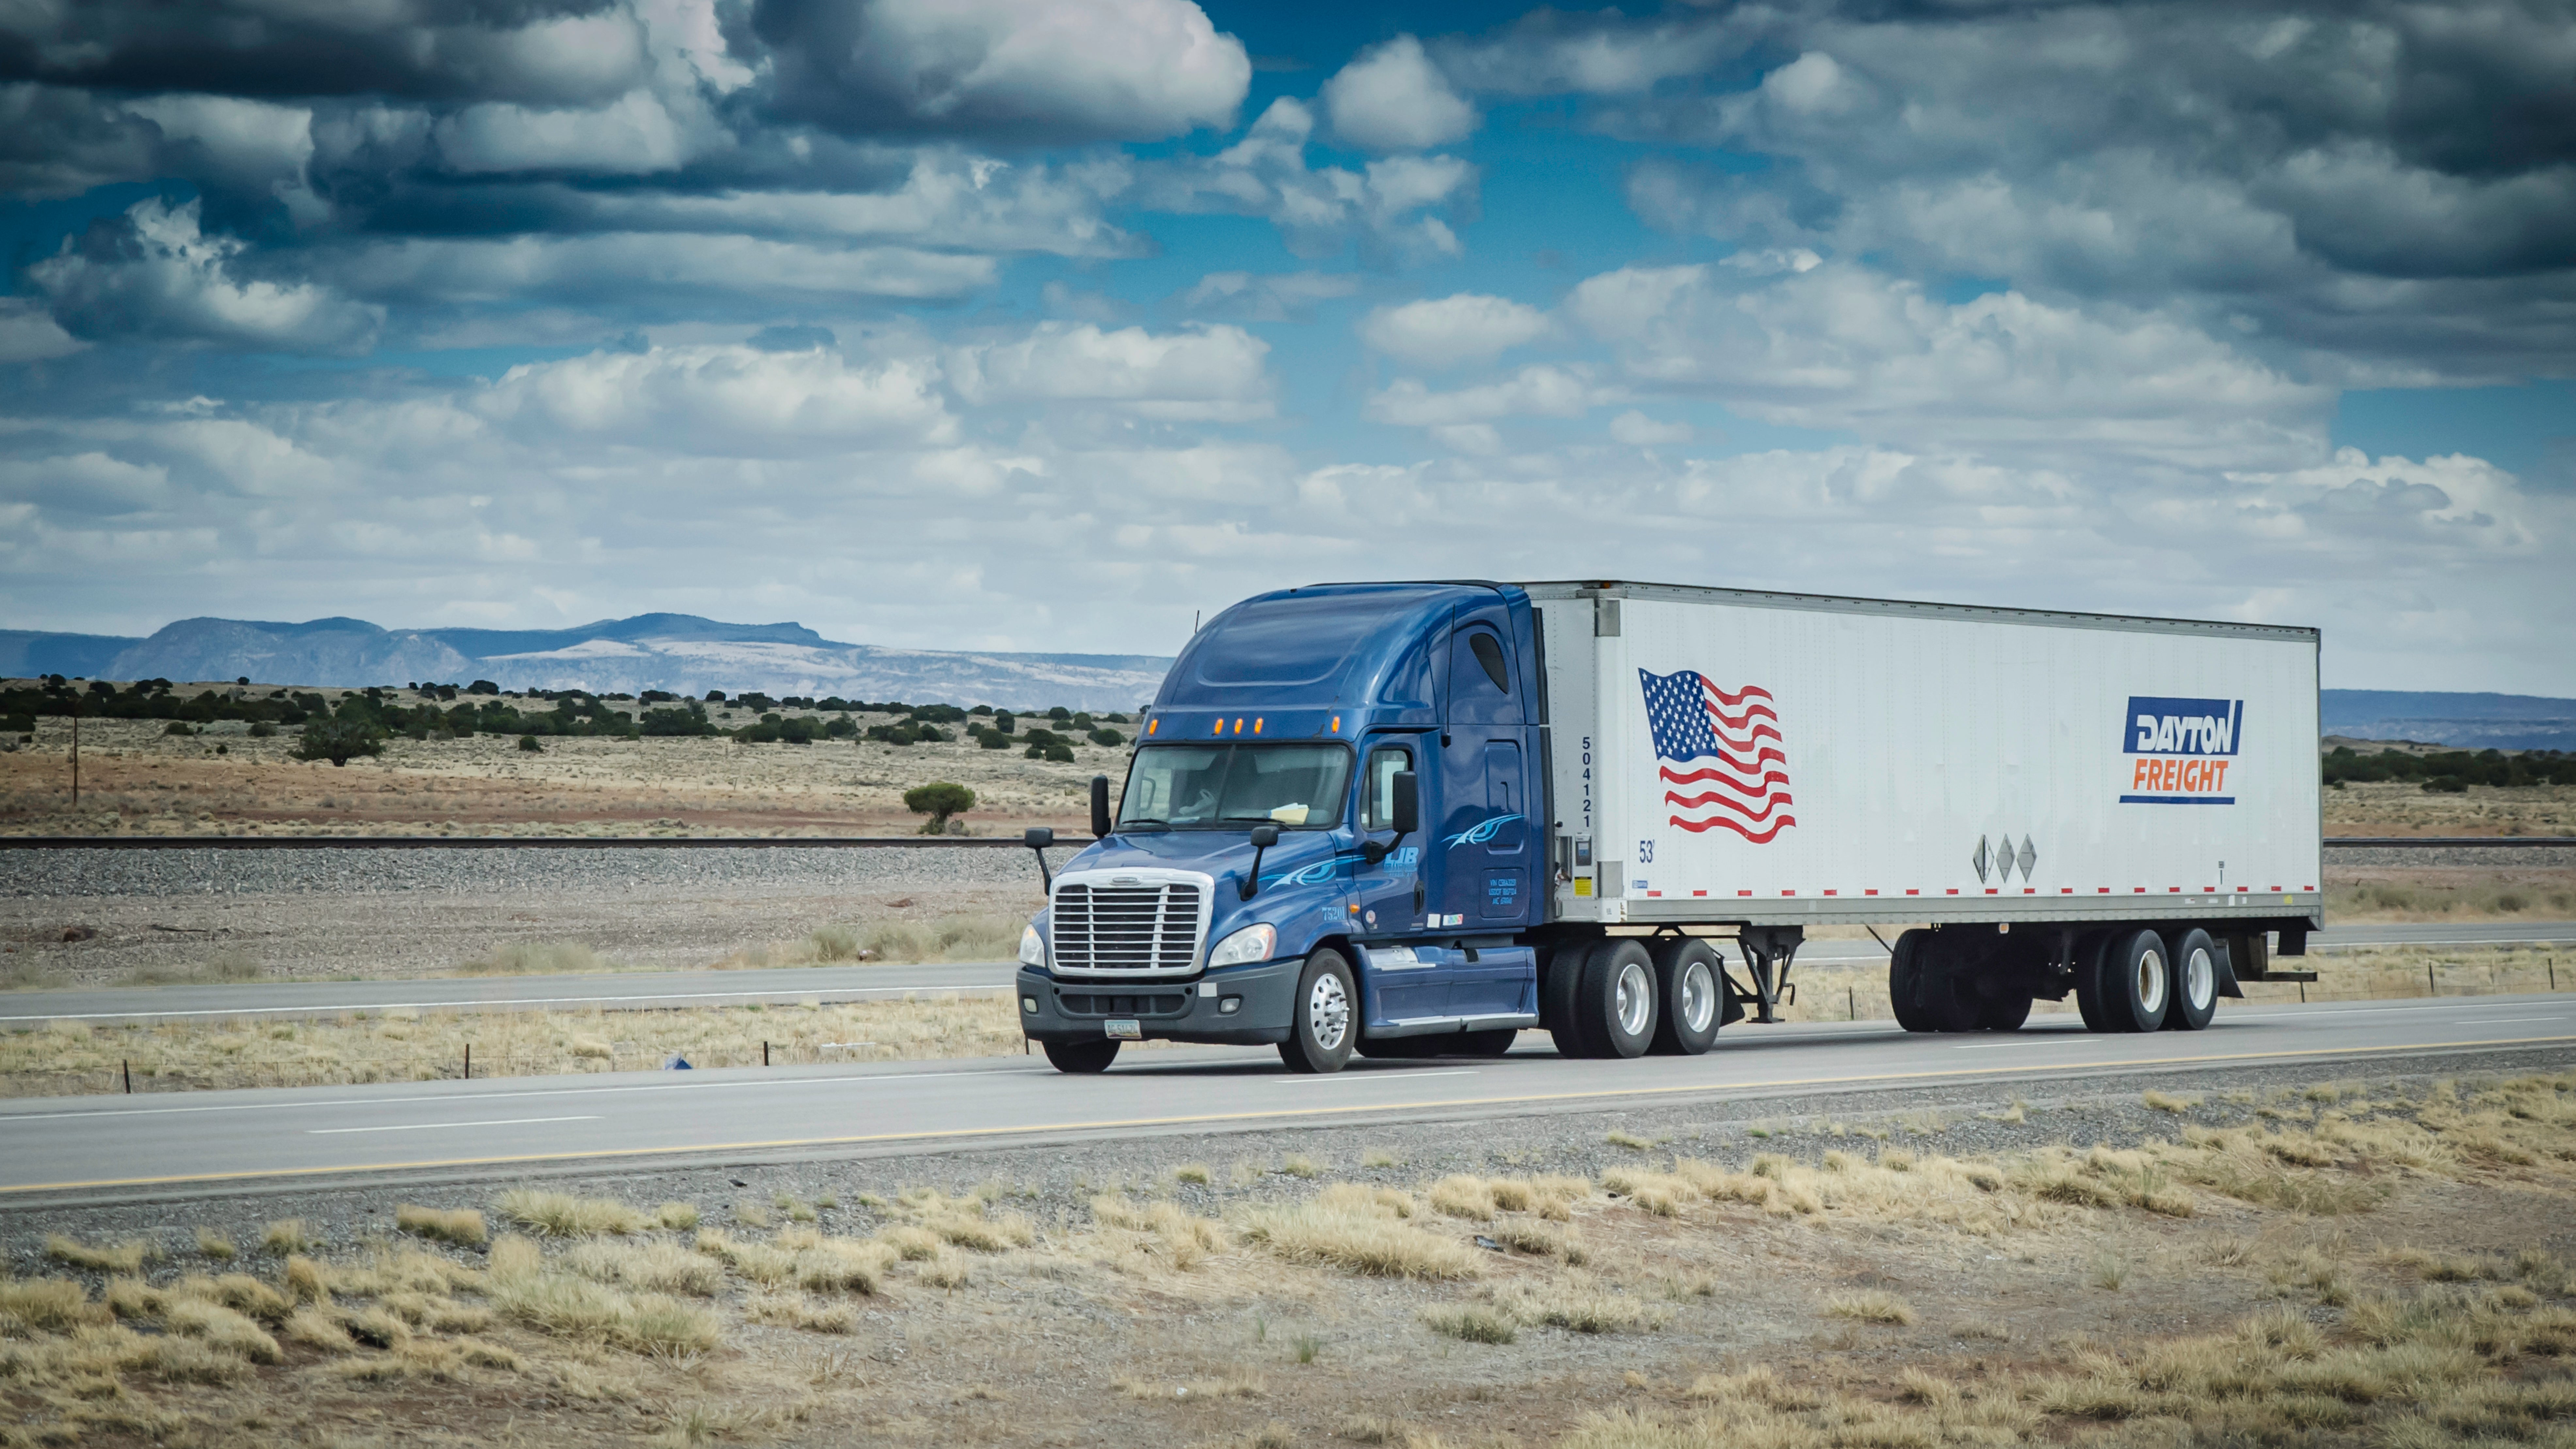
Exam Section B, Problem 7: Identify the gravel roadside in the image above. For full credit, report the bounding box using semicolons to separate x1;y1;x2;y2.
4;845;1060;983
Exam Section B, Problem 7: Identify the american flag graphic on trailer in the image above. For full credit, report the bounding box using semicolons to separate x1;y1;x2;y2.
1639;669;1796;844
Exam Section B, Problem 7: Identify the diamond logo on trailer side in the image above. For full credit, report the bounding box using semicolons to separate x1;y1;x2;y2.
2017;837;2037;879
1972;836;1990;883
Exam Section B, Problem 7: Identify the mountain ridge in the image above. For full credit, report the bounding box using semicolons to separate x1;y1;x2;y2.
4;617;2568;737
1;615;1172;712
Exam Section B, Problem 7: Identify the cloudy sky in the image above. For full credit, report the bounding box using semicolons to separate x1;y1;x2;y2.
1;0;2569;691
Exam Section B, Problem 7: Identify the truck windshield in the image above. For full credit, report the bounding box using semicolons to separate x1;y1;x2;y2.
1118;744;1352;830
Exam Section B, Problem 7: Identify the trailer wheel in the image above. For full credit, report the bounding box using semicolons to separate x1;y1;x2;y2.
1647;938;1724;1055
2073;932;2114;1032
1277;949;1357;1073
2101;928;2171;1033
1545;941;1598;1058
1042;1039;1120;1073
1888;930;1934;1033
1976;990;2034;1031
1450;1028;1521;1057
2165;928;2219;1031
1576;939;1658;1058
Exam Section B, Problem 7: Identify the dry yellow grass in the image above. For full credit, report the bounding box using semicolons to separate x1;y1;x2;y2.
2;1071;2572;1449
500;1189;649;1238
1240;1184;1483;1280
394;1204;488;1246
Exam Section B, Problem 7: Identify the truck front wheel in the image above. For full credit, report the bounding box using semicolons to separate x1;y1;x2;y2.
1278;949;1357;1073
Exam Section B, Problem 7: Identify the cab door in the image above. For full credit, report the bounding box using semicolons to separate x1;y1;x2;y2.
1437;608;1537;1018
1350;735;1436;1019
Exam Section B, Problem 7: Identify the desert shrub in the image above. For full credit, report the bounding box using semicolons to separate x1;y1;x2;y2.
518;734;544;752
293;716;383;766
164;719;194;736
638;704;716;736
904;781;976;834
1088;728;1125;747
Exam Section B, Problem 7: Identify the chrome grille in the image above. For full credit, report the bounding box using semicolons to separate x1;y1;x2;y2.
1051;879;1207;975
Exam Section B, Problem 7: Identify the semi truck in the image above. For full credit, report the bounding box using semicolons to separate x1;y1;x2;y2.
1014;580;2322;1074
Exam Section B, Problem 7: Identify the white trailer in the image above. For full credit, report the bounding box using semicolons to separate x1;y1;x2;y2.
1527;581;2321;1036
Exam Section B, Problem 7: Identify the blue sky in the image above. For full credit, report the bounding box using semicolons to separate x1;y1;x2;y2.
0;0;2569;692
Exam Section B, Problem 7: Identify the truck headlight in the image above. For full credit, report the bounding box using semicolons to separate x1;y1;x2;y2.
1207;924;1277;968
1018;923;1045;967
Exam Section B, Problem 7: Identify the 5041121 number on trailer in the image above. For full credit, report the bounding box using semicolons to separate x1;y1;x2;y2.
1011;580;2323;1073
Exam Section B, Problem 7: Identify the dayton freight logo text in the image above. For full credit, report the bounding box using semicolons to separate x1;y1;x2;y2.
2120;696;2242;805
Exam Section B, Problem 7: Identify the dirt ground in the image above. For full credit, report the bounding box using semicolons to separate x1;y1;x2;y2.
4;1066;2575;1448
0;709;1117;838
6;714;2570;839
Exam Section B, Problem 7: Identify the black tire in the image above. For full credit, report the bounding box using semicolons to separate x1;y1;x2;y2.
1977;990;2034;1031
1647;938;1723;1055
1277;949;1357;1073
2073;932;2114;1033
2101;928;2171;1034
1575;939;1658;1059
1356;1035;1444;1060
1043;1038;1120;1073
1888;929;1934;1033
2165;928;2219;1031
1450;1028;1520;1057
1545;940;1597;1058
1915;932;1985;1033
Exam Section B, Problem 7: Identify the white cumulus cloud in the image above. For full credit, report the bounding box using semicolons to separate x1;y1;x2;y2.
1359;292;1552;368
951;322;1274;421
29;198;380;352
1322;34;1479;152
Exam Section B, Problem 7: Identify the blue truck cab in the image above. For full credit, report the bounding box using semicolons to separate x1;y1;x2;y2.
1014;581;1559;1073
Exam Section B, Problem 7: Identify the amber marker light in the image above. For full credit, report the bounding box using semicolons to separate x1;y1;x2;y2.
1252;718;1263;734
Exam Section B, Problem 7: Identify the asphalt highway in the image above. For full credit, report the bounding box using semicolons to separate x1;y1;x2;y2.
6;992;2573;1198
6;921;2569;1026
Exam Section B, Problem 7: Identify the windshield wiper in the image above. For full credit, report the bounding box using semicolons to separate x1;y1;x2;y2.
1119;817;1172;832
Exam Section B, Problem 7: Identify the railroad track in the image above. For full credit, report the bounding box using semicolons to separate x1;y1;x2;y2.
0;835;2568;851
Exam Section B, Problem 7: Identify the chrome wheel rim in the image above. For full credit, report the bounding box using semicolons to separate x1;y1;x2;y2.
1615;961;1653;1038
1680;960;1717;1034
2135;948;2168;1017
2184;946;2215;1011
1309;972;1350;1052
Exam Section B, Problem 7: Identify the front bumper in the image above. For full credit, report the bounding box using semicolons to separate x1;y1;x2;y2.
1017;958;1301;1046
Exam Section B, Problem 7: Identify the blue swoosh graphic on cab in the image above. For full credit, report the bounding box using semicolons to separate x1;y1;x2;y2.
1440;813;1524;849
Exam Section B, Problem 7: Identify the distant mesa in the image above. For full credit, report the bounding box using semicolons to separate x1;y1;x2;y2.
2319;690;2576;754
0;614;1172;713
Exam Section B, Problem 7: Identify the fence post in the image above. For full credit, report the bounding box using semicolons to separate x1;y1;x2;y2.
464;1042;471;1080
2427;963;2436;998
123;1059;132;1094
763;1040;770;1067
1848;986;1856;1021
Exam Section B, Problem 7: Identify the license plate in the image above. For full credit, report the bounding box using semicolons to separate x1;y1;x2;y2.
1104;1019;1143;1040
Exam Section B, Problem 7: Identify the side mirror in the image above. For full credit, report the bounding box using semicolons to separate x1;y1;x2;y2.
1390;770;1419;837
1089;774;1112;839
1023;826;1055;893
1241;823;1280;900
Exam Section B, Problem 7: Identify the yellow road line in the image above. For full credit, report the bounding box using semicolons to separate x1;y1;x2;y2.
8;1033;2572;1195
